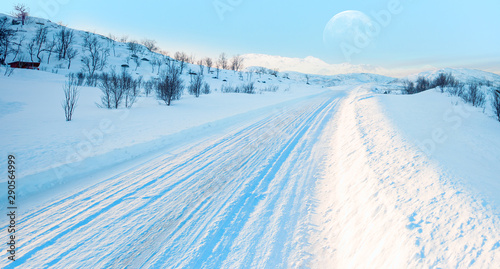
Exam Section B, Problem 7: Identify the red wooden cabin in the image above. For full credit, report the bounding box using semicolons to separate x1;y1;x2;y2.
8;61;40;70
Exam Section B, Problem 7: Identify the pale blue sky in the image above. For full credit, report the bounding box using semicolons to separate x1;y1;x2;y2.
1;0;499;73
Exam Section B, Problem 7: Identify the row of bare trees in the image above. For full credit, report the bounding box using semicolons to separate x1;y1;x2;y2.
170;51;243;76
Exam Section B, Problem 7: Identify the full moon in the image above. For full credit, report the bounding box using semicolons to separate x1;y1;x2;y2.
323;10;374;53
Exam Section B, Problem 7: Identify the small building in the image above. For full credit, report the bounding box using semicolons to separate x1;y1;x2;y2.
8;61;40;70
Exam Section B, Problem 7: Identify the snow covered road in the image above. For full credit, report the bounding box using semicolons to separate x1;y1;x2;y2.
2;86;500;268
1;91;343;268
309;87;500;268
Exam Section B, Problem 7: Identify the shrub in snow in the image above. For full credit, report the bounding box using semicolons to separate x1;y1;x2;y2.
402;80;416;94
202;82;211;95
98;71;139;109
156;64;184;106
461;83;485;108
261;85;279;92
76;72;86;86
402;76;432;95
189;73;203;98
143;79;155;97
242;82;255;94
433;72;457;93
493;89;500;122
446;82;465;97
415;76;431;93
3;65;14;77
62;74;79;121
85;73;99;87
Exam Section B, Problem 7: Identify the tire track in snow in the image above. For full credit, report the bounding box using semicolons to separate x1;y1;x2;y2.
0;91;342;268
2;99;296;267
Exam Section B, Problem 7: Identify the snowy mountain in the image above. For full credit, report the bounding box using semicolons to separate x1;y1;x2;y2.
404;67;500;85
242;53;417;77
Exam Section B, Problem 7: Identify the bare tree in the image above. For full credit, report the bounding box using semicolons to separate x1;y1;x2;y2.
174;51;188;73
62;74;79;121
12;4;29;26
215;61;222;79
258;67;267;78
0;17;16;65
143;79;155;97
269;68;279;77
230;55;243;72
189;73;203;97
156;64;184;106
205;57;213;74
81;32;109;77
142;39;158;52
121;71;139;108
127;40;142;55
133;55;141;71
151;57;162;74
34;25;48;62
27;38;36;62
11;33;25;62
56;28;75;60
218;53;228;70
163;55;173;70
66;47;78;69
188;54;196;64
3;65;14;77
120;35;129;43
99;72;114;109
44;35;56;64
197;59;204;75
107;34;117;57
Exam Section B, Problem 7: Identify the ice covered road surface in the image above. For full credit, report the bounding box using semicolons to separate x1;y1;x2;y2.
2;87;500;268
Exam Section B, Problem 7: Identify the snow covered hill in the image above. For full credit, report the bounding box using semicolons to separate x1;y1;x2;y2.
0;13;330;201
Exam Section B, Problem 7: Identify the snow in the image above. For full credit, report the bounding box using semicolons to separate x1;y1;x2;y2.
0;90;343;268
377;89;500;210
0;68;325;200
309;86;500;268
1;13;500;268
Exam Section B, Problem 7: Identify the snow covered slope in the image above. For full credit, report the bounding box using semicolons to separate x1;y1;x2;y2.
309;86;500;268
